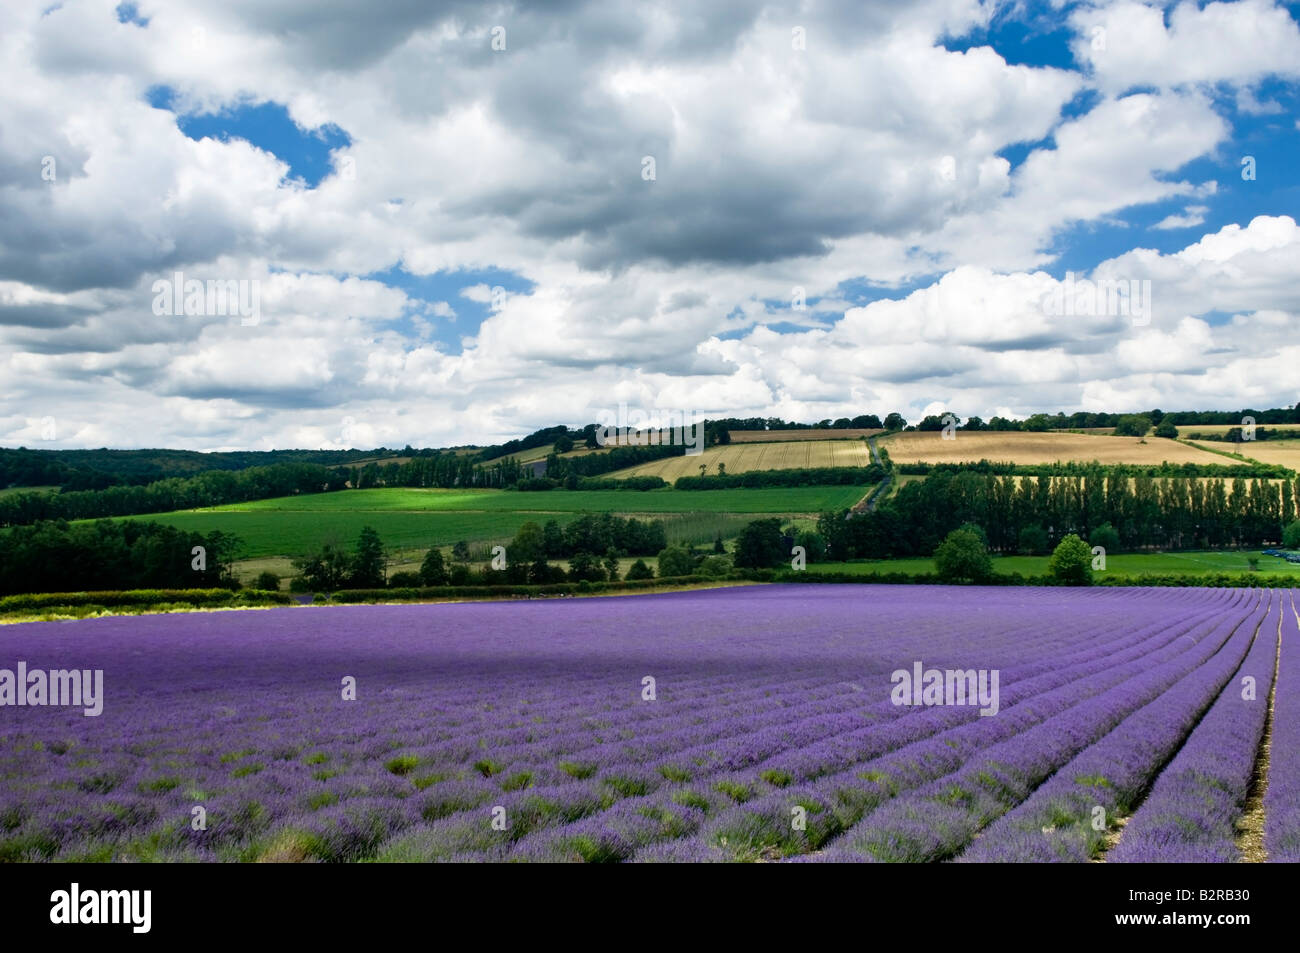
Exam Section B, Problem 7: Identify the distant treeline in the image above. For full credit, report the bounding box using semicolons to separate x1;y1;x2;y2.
0;520;239;596
350;454;525;491
819;468;1300;559
0;446;395;491
0;463;349;527
895;460;1292;479
1184;427;1292;443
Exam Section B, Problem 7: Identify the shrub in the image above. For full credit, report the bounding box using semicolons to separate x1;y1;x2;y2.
656;546;696;578
934;529;992;583
796;530;826;562
1154;420;1179;438
1048;533;1094;586
625;559;654;581
253;571;281;591
697;555;731;577
388;571;422;588
1089;522;1121;555
1283;520;1300;549
567;551;605;582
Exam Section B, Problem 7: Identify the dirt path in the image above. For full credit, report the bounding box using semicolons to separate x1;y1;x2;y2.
1095;590;1277;863
1236;593;1288;861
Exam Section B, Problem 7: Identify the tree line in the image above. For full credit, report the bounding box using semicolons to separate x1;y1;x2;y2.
0;520;239;596
818;469;1300;559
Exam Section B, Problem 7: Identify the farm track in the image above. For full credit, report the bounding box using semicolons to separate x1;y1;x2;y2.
1234;601;1282;862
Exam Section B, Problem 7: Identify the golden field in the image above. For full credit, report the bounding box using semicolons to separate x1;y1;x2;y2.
1209;439;1300;471
879;431;1245;466
1177;423;1300;436
728;428;883;442
611;439;872;480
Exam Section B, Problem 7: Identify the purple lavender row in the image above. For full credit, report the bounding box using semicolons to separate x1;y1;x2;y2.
1263;592;1300;862
0;586;1245;861
823;592;1268;862
1106;593;1282;862
957;592;1279;863
532;589;1227;801
637;592;1244;861
385;590;1164;786
467;591;1241;861
7;588;1233;861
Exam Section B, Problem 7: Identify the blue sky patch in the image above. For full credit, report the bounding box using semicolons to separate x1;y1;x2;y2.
365;264;536;353
146;86;351;188
115;2;147;26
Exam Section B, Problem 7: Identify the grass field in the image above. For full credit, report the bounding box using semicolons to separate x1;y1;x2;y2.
728;428;882;442
880;431;1244;466
811;550;1300;578
112;486;870;561
0;485;58;497
610;440;872;479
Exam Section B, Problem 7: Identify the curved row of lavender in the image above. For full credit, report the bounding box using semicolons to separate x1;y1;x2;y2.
809;590;1270;863
0;584;1285;862
1105;594;1281;863
959;591;1279;863
1264;594;1300;862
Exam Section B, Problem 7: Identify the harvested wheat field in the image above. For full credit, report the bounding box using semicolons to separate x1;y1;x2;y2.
1217;439;1300;471
879;431;1247;466
728;428;883;442
611;439;872;480
1178;423;1300;437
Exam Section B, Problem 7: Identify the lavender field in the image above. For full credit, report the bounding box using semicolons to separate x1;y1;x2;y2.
0;584;1296;863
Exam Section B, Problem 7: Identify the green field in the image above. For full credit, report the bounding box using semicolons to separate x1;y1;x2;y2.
191;486;866;515
108;485;870;560
810;550;1300;578
0;485;57;498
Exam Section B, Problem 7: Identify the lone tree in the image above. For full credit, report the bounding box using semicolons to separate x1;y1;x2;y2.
934;527;993;584
733;518;786;569
419;547;449;586
1154;420;1179;439
626;559;654;580
656;546;696;578
350;525;387;588
1048;533;1094;586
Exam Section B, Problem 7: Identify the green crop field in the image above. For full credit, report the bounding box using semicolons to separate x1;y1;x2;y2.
104;485;870;560
810;550;1300;578
185;485;867;515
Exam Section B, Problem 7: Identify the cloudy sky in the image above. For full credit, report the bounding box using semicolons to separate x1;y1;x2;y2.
2;0;1298;450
